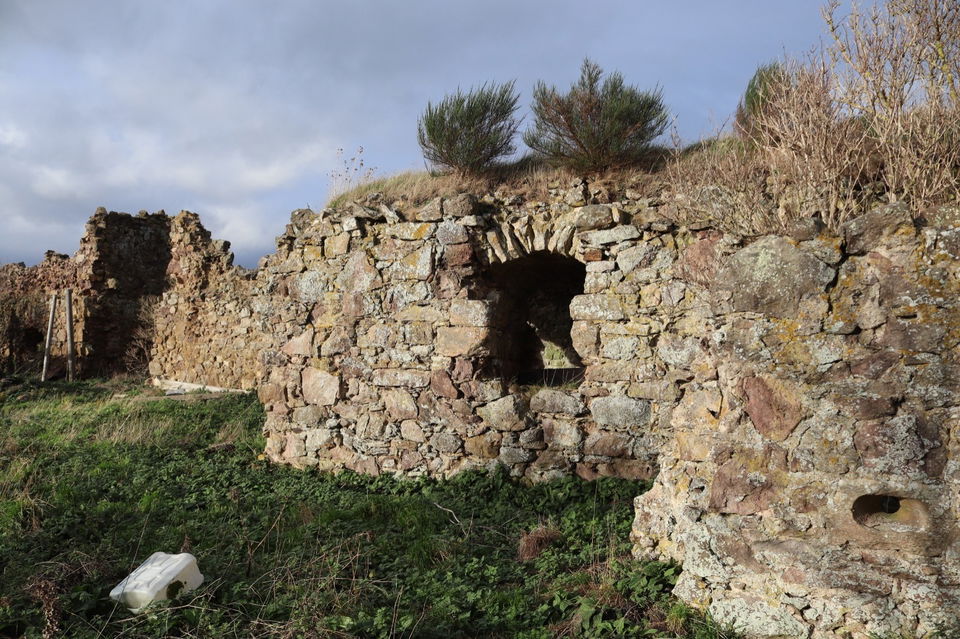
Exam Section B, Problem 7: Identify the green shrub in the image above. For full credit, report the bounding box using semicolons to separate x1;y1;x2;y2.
417;81;521;176
523;58;669;172
734;62;786;140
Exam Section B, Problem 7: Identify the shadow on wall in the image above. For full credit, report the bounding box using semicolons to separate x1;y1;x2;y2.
486;251;586;386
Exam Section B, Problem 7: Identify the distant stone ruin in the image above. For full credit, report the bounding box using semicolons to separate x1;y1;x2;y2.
3;186;958;637
0;209;170;376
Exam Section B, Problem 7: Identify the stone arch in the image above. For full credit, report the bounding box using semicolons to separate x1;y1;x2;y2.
483;251;586;386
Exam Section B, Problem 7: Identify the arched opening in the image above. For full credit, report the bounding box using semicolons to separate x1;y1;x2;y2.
487;251;586;386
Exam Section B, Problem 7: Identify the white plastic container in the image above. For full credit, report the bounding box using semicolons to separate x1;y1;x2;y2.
109;552;204;612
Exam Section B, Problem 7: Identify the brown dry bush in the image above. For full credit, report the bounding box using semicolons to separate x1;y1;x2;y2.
823;0;960;205
668;0;960;235
517;523;561;561
663;136;780;235
750;59;878;229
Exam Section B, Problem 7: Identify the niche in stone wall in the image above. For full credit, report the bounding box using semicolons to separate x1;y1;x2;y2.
486;251;586;386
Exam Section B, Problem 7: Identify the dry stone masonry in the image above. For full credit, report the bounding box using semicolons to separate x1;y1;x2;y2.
1;208;171;376
252;193;686;482
3;182;958;638
631;203;960;637
148;212;277;390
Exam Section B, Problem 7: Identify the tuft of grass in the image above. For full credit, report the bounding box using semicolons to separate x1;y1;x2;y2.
0;378;734;638
517;523;561;561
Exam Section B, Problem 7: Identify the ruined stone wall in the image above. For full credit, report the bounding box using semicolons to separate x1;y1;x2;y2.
5;185;958;637
245;193;958;636
0;209;171;376
254;193;702;481
76;209;172;374
631;204;960;637
148;212;279;390
0;252;78;374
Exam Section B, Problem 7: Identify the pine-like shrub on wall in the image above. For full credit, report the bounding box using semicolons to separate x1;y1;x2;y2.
523;58;669;173
734;62;787;140
417;81;521;177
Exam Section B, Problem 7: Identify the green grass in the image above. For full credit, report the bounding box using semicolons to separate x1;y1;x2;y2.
0;378;735;638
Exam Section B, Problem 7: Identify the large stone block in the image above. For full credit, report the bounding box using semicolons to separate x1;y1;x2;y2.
569;294;625;321
530;389;584;415
477;395;527;431
742;376;804;442
371;368;430;388
464;431;502;458
435;326;488;357
572;205;614;230
382;388;418;421
589;395;650;428
301;368;340;406
448;299;494;327
715;236;834;317
336;251;383;292
584;430;633;457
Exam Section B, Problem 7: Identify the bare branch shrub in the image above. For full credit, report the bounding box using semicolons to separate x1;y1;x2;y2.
668;0;959;235
734;63;787;141
823;0;960;204
749;59;877;229
122;296;159;375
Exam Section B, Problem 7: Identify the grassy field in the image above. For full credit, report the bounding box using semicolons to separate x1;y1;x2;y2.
0;378;734;638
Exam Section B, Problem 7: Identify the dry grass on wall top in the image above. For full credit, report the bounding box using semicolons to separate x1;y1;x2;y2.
325;154;670;212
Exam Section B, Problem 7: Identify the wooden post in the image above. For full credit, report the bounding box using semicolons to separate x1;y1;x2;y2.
65;289;75;382
41;292;58;382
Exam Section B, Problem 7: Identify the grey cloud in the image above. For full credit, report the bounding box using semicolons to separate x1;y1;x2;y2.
1;1;840;266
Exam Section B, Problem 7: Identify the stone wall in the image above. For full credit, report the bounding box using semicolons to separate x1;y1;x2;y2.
4;185;959;637
631;203;960;637
0;208;171;376
254;195;694;480
148;212;277;390
0;252;78;374
247;193;959;635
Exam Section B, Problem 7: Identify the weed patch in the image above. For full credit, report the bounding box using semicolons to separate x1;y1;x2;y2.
0;379;733;638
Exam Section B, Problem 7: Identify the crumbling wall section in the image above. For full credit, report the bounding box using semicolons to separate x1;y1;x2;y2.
0;252;78;374
75;209;172;374
0;208;171;376
148;211;281;390
631;203;960;637
4;187;958;637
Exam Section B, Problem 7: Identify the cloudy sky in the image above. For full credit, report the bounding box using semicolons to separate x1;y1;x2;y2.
1;1;841;267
